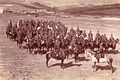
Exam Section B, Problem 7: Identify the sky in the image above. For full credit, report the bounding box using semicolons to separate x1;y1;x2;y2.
1;0;120;7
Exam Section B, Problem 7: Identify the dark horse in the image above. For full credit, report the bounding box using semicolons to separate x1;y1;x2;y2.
93;38;101;50
26;38;38;54
73;45;84;62
103;39;119;51
46;49;67;69
109;39;119;50
84;39;94;50
16;32;24;48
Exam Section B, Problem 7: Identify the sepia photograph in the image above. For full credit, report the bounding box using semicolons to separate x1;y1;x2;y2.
0;0;120;80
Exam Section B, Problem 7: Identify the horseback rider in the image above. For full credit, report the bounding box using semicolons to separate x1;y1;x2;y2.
82;30;87;38
101;34;108;42
94;31;101;44
78;35;84;46
76;27;81;37
95;31;100;39
88;30;93;41
6;20;13;37
109;34;115;45
70;35;77;48
69;27;76;36
8;20;13;28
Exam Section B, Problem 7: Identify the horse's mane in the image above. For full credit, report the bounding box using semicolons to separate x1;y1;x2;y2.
86;49;96;55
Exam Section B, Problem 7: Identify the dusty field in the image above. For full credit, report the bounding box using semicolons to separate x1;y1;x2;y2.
0;14;120;80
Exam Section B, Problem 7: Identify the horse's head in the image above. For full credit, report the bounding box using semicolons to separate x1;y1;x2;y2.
85;49;94;58
112;38;119;46
115;39;119;43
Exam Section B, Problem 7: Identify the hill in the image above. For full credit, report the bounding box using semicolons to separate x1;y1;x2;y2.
0;2;58;12
61;3;120;16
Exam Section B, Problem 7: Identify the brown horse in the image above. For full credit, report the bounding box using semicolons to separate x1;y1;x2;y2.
73;45;84;62
84;39;94;50
102;39;119;51
46;49;67;69
109;39;119;50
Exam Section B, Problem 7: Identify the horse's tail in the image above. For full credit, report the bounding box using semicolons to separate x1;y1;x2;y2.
109;57;113;64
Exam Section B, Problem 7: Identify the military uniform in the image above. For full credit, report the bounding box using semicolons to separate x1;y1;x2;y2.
88;30;93;41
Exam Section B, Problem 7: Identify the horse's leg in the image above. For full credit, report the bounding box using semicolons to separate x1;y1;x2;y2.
26;45;29;53
19;43;22;49
66;53;69;59
46;54;51;68
61;60;64;69
34;48;37;54
16;41;18;47
19;43;21;49
75;54;77;63
17;42;18;47
6;33;8;38
20;43;22;49
37;44;40;54
69;50;72;58
84;52;87;60
74;54;78;63
36;48;39;54
108;59;114;73
40;47;43;55
47;45;49;52
42;46;44;52
112;47;115;52
109;63;114;73
92;62;97;72
29;48;33;54
26;47;29;53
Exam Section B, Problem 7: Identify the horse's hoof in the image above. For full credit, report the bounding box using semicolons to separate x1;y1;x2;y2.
61;66;64;69
46;65;49;68
111;69;114;74
75;60;78;63
92;70;95;72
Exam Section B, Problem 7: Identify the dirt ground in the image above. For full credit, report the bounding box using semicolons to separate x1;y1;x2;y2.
0;14;120;80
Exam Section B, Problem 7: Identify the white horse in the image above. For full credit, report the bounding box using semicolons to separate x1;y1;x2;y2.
85;49;114;73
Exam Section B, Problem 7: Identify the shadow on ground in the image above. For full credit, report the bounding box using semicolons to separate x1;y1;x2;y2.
76;56;89;62
96;65;117;73
49;61;82;69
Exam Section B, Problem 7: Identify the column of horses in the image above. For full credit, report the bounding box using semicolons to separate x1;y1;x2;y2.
6;19;119;71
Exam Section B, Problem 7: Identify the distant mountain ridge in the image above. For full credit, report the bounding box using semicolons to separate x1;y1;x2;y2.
0;2;58;12
30;2;59;11
58;4;97;10
1;1;120;16
61;3;120;16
